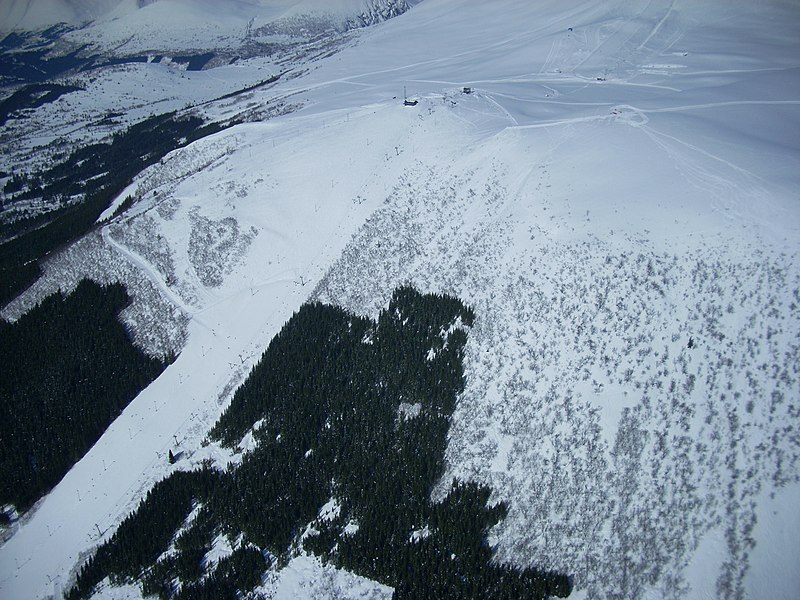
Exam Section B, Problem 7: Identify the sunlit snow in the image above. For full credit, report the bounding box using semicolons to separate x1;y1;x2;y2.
1;0;799;598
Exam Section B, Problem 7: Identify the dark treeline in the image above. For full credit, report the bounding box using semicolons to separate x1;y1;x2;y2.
0;280;166;511
0;41;87;84
67;287;572;600
0;26;211;84
0;112;227;306
0;83;82;126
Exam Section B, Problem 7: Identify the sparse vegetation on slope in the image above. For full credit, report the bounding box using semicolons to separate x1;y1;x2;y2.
0;112;227;307
313;161;800;600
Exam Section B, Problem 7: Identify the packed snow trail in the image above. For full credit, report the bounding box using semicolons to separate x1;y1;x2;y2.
102;227;196;317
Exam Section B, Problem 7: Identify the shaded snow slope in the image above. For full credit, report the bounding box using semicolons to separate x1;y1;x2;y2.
0;0;117;30
1;0;799;598
0;0;412;52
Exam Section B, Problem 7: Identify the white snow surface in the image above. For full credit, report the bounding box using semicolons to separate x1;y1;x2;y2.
0;0;410;51
1;0;800;599
268;554;392;600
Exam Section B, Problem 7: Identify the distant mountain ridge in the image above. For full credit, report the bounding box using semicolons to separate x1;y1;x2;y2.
0;0;412;38
0;0;122;29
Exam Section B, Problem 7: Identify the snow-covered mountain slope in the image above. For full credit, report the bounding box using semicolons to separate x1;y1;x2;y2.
0;0;118;30
0;0;411;51
1;0;800;598
0;0;411;186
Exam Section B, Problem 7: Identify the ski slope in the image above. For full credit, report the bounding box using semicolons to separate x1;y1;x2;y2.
1;0;799;598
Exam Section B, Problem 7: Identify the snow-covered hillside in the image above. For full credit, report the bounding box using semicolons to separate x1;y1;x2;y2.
0;0;411;50
0;0;412;194
1;0;799;598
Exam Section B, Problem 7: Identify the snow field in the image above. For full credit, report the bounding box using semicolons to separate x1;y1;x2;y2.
1;0;799;598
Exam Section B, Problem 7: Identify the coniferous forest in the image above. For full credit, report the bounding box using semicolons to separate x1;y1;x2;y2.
67;287;572;600
0;279;166;511
0;112;227;306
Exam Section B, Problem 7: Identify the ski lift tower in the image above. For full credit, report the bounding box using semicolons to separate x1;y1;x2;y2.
403;85;418;106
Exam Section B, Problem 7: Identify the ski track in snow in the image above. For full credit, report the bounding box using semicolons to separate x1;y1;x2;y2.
1;0;800;598
102;227;196;318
